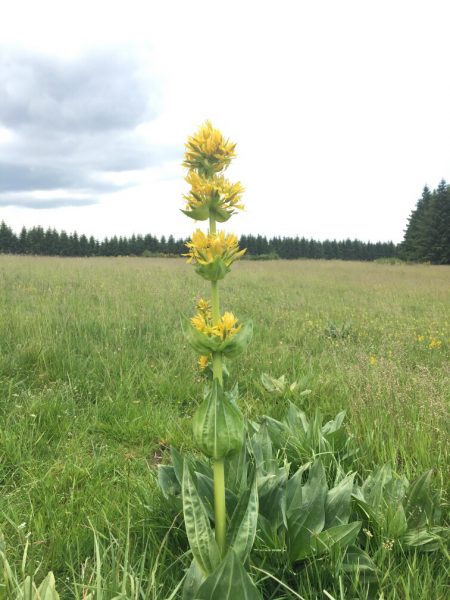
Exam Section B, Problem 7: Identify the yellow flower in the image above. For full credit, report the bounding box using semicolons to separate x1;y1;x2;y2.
428;338;442;350
198;355;210;370
369;356;377;365
196;298;211;315
183;121;236;176
184;229;246;267
184;171;245;214
191;312;211;334
191;306;242;341
213;312;242;340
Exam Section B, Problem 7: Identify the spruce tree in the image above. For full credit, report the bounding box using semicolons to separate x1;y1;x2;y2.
402;186;432;261
428;180;450;264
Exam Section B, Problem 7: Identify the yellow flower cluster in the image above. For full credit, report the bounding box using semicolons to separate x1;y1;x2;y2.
184;229;246;266
183;120;236;176
191;298;242;341
184;171;245;214
428;338;442;350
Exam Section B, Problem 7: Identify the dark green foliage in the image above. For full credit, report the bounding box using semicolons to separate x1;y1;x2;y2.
401;180;450;264
0;221;399;261
159;403;448;597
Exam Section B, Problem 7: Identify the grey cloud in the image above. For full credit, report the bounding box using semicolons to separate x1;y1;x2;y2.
0;162;125;193
0;49;157;132
0;196;97;209
0;47;178;208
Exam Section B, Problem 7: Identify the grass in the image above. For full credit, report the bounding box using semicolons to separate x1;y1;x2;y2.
0;255;448;598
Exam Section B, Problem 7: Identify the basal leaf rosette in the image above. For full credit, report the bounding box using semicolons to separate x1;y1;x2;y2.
182;172;245;222
182;300;253;359
183;120;236;177
192;379;245;459
184;229;246;281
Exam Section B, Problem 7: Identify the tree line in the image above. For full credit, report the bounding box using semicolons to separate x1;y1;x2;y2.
1;180;448;262
0;222;398;261
400;180;449;264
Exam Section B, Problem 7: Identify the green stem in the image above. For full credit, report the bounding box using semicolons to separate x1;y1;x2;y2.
209;214;217;235
213;459;226;555
209;214;226;555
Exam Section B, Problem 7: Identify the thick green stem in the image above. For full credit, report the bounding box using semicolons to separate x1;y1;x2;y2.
213;458;226;555
211;281;220;323
210;215;226;555
209;214;217;235
212;352;223;385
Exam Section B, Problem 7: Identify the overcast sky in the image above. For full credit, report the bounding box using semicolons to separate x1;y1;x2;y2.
1;0;449;243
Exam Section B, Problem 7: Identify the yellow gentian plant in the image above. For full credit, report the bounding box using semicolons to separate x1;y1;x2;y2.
172;121;260;597
183;122;251;549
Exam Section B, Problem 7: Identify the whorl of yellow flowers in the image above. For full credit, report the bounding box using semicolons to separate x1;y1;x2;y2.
183;120;236;176
184;229;246;267
191;298;242;341
184;171;245;214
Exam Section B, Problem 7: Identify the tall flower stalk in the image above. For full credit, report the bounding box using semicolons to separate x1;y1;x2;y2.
182;121;250;555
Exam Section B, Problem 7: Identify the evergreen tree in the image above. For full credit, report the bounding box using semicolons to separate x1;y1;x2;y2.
401;186;432;261
427;180;450;264
0;221;17;253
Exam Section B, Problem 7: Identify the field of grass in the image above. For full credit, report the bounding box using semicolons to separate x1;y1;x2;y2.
0;255;448;598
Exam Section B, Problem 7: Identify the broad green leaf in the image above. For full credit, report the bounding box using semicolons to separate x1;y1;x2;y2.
21;572;61;600
195;258;230;282
308;521;362;558
251;424;277;475
181;206;210;221
325;473;355;528
171;447;185;484
22;576;34;600
285;402;310;434
225;439;248;495
287;495;326;561
192;380;244;459
286;463;311;517
404;470;435;529
181;316;222;354
262;416;290;449
195;551;262;599
211;206;233;223
225;382;239;405
360;464;393;510
227;476;258;563
181;317;253;359
287;460;327;562
257;469;288;546
36;572;60;600
260;373;286;394
158;465;181;500
342;546;378;578
352;495;381;527
323;428;348;452
220;320;253;358
386;503;408;538
322;411;346;435
402;526;448;552
190;455;213;480
302;459;327;505
182;462;220;575
384;474;408;506
182;560;205;600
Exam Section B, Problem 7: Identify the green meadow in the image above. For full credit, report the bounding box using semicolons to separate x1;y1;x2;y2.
0;255;448;598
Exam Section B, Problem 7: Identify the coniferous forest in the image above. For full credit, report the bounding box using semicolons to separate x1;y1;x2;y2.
400;180;450;264
0;181;448;263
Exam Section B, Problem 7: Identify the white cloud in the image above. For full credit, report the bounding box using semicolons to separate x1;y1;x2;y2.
1;0;449;242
